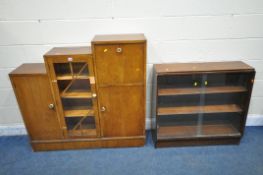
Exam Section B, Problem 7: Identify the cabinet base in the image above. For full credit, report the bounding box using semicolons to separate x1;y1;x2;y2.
31;136;145;151
155;137;241;148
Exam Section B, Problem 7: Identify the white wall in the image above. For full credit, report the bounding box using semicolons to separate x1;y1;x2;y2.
1;0;263;129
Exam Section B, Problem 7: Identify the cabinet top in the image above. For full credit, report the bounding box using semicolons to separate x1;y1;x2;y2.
154;61;255;74
44;46;92;57
92;34;146;44
9;63;46;76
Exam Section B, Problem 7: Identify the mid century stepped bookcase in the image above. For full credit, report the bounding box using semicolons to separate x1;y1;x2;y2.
10;34;147;151
152;62;255;147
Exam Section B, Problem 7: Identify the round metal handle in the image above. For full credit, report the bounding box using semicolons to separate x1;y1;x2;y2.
205;81;208;86
92;93;97;98
48;103;55;109
100;106;106;112
116;47;122;53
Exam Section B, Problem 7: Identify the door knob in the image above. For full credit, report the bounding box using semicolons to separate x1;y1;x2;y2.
48;103;55;110
92;93;97;98
100;106;106;112
116;47;122;53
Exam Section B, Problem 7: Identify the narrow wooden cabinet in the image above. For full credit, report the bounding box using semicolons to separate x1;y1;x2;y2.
9;64;63;141
92;34;146;138
152;61;255;147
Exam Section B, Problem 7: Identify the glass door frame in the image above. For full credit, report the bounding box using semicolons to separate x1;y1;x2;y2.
45;56;101;138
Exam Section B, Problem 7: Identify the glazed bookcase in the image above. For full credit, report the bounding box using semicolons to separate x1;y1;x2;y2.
152;61;255;147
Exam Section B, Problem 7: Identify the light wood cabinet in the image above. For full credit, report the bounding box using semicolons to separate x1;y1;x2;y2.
10;34;146;151
92;34;146;138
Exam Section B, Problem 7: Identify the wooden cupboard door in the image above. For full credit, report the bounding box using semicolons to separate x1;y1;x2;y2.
10;76;63;140
98;86;145;137
94;43;145;85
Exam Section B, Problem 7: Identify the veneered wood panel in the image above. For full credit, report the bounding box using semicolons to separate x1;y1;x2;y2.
92;34;146;44
32;136;145;151
44;46;92;57
9;63;46;75
10;75;63;140
94;43;145;85
98;86;145;137
155;61;254;74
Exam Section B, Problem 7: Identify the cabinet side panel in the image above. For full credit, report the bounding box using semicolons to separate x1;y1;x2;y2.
10;75;63;140
151;66;157;144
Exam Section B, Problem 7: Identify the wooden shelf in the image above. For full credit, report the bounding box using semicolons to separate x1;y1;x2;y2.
158;86;247;96
157;124;241;140
68;129;97;137
64;109;94;117
57;74;90;80
158;104;242;116
61;91;92;99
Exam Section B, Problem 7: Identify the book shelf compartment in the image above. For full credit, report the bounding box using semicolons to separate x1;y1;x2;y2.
156;112;242;140
153;69;254;146
53;61;97;137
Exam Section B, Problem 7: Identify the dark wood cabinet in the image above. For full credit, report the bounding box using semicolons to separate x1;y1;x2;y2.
10;34;146;151
152;61;255;147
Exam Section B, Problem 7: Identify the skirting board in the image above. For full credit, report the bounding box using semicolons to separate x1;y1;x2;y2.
0;115;262;136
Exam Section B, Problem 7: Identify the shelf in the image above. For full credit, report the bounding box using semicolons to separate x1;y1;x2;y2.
158;123;241;140
61;91;92;99
64;109;94;117
68;129;97;137
57;74;90;80
158;86;247;96
158;104;242;116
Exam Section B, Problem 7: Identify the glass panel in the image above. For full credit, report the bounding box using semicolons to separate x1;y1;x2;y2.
66;117;95;130
156;72;249;139
205;72;250;87
201;113;241;137
65;116;96;137
157;74;203;116
54;63;71;76
200;72;250;136
62;98;93;111
158;74;203;89
53;61;97;137
57;79;91;94
72;62;89;76
157;114;199;139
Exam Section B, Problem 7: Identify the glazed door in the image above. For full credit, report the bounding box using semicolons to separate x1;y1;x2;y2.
157;74;203;139
46;57;100;138
200;72;254;137
98;86;145;137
